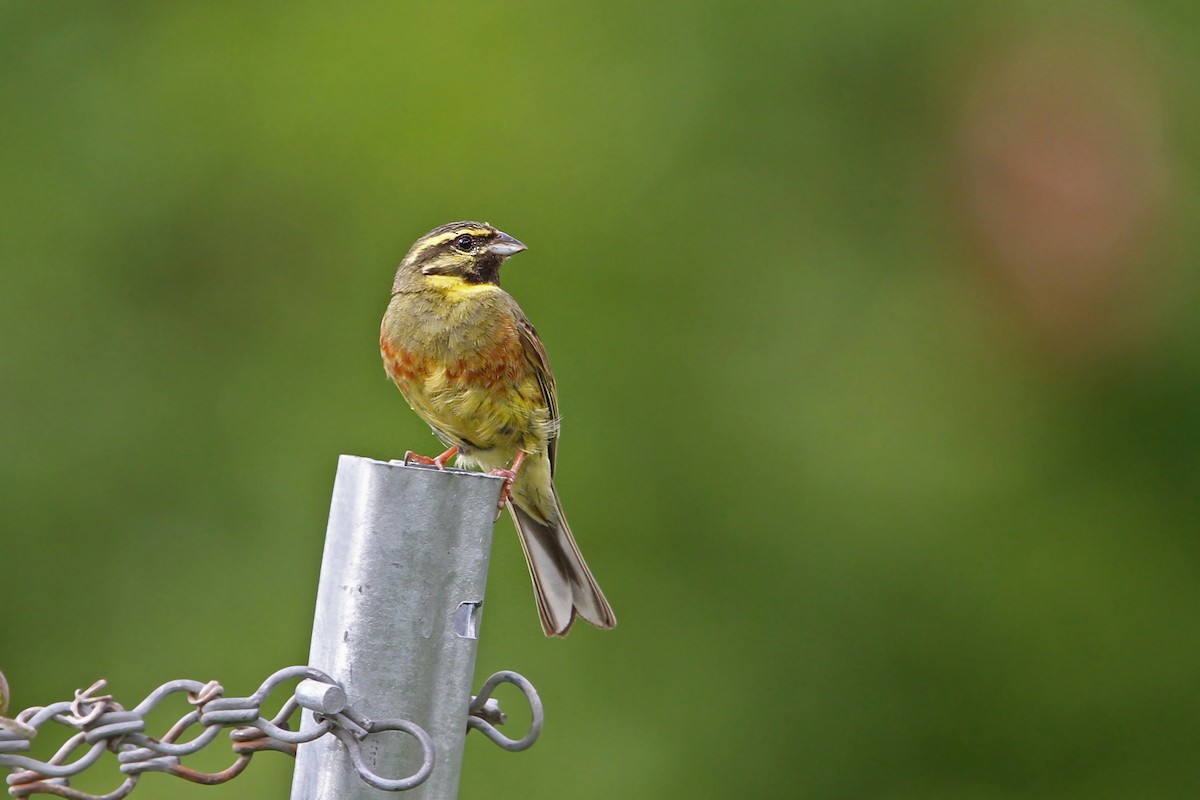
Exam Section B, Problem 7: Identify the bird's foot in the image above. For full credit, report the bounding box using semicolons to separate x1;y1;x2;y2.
487;450;526;512
403;445;459;469
487;468;517;511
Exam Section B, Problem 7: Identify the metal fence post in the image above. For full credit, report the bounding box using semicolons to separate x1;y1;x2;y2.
290;455;504;800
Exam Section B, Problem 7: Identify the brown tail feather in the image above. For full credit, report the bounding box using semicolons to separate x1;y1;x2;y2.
508;491;616;637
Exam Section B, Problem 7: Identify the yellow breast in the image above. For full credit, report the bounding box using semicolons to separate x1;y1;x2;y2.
381;282;550;456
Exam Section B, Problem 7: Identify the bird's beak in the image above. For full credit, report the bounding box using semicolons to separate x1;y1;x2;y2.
488;231;527;257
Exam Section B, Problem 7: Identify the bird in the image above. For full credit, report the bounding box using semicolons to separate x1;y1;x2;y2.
380;221;616;637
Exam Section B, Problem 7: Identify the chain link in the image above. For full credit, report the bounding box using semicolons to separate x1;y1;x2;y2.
0;666;434;799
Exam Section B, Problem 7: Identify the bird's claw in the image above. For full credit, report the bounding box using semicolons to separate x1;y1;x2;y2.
403;445;459;470
488;468;516;511
403;450;438;467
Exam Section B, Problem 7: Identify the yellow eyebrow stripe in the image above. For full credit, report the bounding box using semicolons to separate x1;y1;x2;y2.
422;228;493;247
406;228;492;264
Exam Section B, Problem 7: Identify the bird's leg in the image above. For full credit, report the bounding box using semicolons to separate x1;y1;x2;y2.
488;449;526;510
403;444;459;469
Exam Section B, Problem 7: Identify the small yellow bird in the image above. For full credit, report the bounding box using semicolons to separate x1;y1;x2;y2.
380;221;616;636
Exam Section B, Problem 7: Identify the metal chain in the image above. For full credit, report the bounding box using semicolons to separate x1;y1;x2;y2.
0;666;436;799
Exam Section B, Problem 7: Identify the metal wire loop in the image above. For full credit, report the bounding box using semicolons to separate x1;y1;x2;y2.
323;707;436;793
466;670;544;752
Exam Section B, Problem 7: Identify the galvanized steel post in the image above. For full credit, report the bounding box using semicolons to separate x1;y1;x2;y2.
290;455;504;800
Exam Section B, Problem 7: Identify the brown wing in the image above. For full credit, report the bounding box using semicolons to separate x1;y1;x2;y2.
515;313;560;474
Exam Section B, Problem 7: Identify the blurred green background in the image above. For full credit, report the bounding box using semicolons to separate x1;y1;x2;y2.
3;2;1200;798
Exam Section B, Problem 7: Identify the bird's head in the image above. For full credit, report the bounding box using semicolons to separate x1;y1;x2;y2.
392;221;526;291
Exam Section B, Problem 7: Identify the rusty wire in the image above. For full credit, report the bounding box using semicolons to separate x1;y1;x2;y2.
0;666;435;799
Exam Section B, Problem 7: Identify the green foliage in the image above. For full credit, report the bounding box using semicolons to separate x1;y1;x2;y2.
3;2;1200;798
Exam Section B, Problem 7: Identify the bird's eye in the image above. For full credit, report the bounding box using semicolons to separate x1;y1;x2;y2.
453;234;474;252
